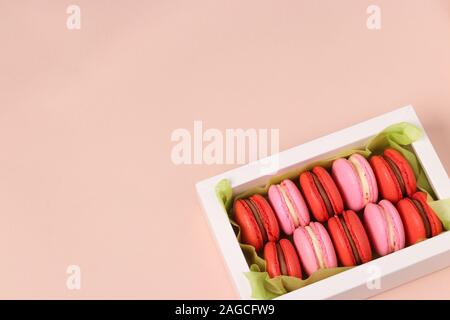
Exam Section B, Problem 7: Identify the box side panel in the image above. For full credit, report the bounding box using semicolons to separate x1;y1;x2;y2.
196;182;252;299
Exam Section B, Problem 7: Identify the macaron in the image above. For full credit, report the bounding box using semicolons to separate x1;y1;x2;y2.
364;200;405;256
293;222;337;276
396;191;443;246
332;154;378;211
327;210;372;266
268;179;310;235
234;194;280;251
264;239;302;278
370;148;417;203
299;166;344;222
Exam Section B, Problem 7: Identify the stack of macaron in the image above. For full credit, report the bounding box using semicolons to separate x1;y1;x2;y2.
233;148;443;279
369;149;442;246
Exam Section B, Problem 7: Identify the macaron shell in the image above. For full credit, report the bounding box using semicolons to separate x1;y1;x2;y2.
251;194;280;242
332;158;364;212
364;203;391;256
384;148;417;197
279;238;302;278
397;198;427;245
350;153;378;203
411;192;443;237
299;172;329;222
312;222;338;268
344;210;372;263
313;166;344;216
379;199;405;251
264;242;280;278
268;185;295;235
328;215;357;266
234;200;264;251
283;179;310;227
370;155;403;203
293;226;319;276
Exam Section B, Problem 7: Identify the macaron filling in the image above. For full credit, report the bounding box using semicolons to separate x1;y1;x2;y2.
411;199;431;238
349;157;371;202
276;243;288;276
244;199;268;243
305;226;325;269
338;215;361;265
384;156;406;196
311;172;333;218
380;205;396;252
277;183;300;227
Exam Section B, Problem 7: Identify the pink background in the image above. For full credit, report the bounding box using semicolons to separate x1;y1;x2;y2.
1;1;449;299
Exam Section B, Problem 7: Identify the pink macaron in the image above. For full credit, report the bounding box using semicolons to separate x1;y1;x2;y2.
293;222;337;276
364;199;405;256
268;179;310;235
332;153;378;212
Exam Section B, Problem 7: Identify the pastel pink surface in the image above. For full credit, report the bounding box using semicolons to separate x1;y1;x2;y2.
350;153;378;203
0;0;449;300
332;158;364;211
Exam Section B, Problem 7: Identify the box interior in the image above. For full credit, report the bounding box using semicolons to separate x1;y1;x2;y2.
229;135;446;296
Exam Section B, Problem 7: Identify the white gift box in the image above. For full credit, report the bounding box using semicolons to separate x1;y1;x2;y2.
196;105;450;299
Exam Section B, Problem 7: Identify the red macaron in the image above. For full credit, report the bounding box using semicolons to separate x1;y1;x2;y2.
396;191;443;246
370;148;417;203
299;166;344;222
264;239;302;278
234;194;280;251
327;210;372;266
